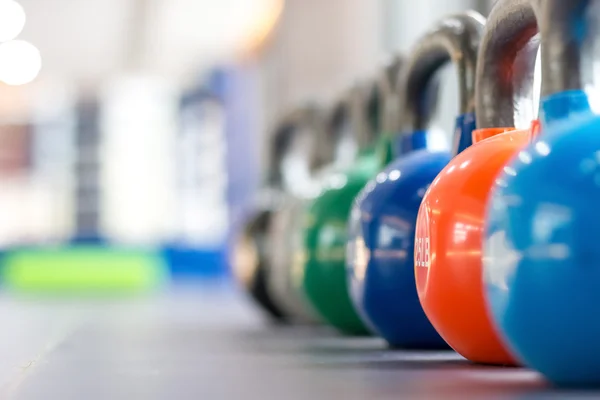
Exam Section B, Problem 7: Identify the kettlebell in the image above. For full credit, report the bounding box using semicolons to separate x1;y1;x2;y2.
298;59;402;336
265;104;328;324
415;0;542;365
232;192;287;322
483;0;600;386
347;12;482;348
233;104;326;323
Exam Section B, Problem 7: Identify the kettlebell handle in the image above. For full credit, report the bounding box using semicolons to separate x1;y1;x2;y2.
321;79;384;164
318;92;354;167
539;0;587;98
397;11;485;136
317;57;403;167
477;0;591;129
537;0;593;122
267;104;326;187
359;57;405;145
475;0;542;130
376;55;404;135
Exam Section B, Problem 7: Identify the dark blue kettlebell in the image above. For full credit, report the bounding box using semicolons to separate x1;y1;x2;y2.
346;11;484;349
483;0;600;387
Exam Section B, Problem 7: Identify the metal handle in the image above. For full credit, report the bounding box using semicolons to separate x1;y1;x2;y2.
397;11;485;134
539;0;588;98
377;54;404;135
267;104;325;187
321;81;378;166
321;56;404;166
346;80;381;151
475;0;542;129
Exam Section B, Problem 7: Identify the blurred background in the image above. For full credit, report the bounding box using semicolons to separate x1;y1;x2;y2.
1;4;593;398
0;0;494;285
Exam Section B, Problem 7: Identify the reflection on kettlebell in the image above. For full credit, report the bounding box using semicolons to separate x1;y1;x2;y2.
483;0;600;386
347;12;483;349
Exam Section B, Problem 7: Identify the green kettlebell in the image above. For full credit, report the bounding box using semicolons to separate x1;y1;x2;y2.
296;58;403;335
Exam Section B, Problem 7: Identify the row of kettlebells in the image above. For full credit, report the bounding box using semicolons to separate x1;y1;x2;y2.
235;0;600;388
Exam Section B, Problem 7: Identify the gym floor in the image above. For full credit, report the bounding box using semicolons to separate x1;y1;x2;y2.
0;283;596;400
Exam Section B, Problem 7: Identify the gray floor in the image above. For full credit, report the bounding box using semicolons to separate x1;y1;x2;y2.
0;282;597;400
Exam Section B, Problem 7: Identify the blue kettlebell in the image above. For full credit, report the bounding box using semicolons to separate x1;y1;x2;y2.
346;11;484;349
483;0;600;387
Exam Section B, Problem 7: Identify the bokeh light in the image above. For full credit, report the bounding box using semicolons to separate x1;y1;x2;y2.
0;0;26;42
0;40;42;85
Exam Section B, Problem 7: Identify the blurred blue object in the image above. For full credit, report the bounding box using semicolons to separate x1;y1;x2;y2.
483;89;600;387
162;246;228;279
218;64;261;234
166;63;260;280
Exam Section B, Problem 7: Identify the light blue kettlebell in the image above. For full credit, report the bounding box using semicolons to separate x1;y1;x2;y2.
483;0;600;387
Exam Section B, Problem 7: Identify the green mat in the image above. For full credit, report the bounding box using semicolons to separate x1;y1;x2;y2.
2;246;169;294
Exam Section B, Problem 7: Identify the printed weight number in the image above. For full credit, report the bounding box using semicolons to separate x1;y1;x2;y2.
415;237;430;268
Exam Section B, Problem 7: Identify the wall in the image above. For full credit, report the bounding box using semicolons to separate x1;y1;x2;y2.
257;0;384;174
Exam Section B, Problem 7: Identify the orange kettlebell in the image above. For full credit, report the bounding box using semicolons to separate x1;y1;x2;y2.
415;0;541;365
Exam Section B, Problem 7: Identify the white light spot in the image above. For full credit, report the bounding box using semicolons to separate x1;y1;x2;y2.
388;169;401;181
0;40;42;85
518;151;532;165
0;0;26;42
503;166;517;176
535;141;551;156
483;230;522;291
329;173;347;189
495;178;508;188
365;180;376;193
